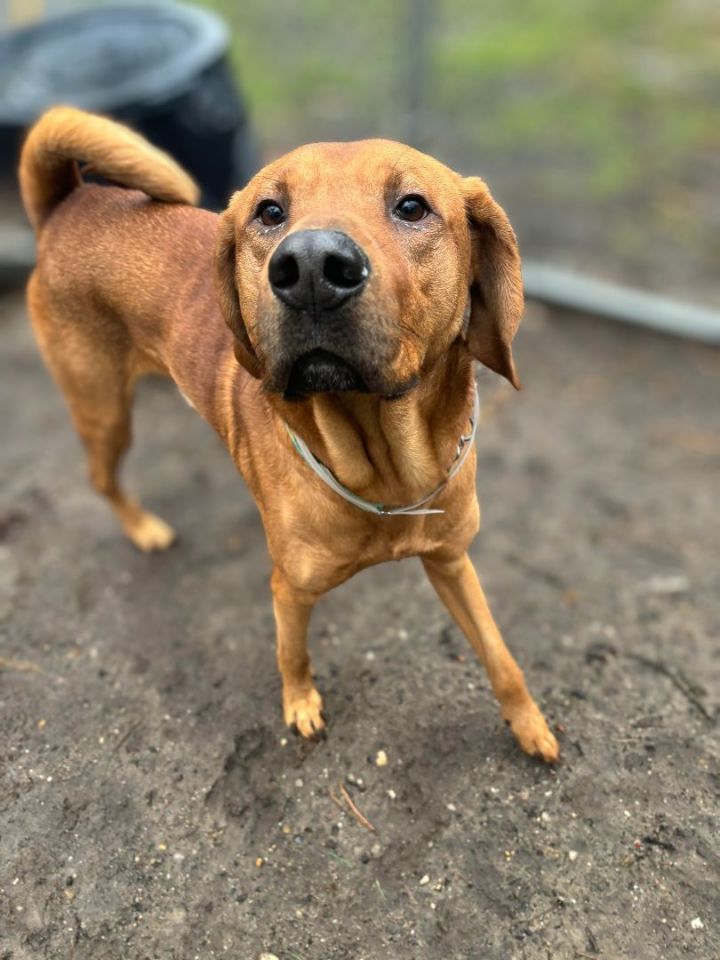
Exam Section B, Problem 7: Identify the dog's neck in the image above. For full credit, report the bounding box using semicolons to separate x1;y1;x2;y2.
273;345;477;504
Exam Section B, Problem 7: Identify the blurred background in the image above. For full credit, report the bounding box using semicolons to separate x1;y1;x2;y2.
1;0;718;308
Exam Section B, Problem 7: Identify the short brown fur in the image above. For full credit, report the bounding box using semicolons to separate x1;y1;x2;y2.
21;107;558;761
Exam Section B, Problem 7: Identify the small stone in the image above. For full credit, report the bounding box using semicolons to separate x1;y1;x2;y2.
568;850;578;862
419;874;430;886
294;778;303;788
376;750;388;767
259;954;280;960
690;917;704;931
387;789;397;800
540;811;551;823
255;857;264;868
641;575;690;596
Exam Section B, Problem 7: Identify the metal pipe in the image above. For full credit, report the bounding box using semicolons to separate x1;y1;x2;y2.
523;261;720;345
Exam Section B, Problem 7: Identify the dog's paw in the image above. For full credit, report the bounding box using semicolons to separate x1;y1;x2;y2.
125;511;176;552
503;701;559;764
284;687;326;741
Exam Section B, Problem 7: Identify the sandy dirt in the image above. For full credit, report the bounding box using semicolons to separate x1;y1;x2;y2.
1;290;718;959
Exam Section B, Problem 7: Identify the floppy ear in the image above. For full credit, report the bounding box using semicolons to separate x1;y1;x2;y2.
214;200;264;379
462;177;524;389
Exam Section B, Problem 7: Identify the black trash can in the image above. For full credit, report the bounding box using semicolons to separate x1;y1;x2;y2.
0;2;259;210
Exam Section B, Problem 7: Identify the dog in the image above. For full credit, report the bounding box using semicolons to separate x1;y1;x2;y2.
19;106;558;762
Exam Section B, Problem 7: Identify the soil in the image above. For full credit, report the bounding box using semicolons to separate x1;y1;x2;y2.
1;290;718;960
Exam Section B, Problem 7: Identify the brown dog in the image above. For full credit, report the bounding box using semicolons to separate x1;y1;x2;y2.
20;106;558;762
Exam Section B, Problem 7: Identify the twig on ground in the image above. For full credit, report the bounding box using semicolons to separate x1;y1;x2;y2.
110;720;143;755
0;656;41;673
339;782;377;833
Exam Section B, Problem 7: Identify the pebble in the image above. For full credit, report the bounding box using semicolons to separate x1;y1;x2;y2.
641;574;690;596
690;917;704;930
419;874;430;886
387;789;396;800
259;954;280;960
376;750;388;767
568;850;578;862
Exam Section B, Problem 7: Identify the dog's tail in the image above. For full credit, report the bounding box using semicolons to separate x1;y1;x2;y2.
19;105;200;231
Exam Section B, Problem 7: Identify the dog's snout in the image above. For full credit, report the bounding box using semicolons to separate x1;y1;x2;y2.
268;229;369;313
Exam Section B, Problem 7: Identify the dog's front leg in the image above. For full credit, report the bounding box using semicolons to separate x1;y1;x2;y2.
422;552;559;762
271;567;325;740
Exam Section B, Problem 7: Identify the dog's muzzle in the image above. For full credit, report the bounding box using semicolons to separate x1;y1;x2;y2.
266;229;375;399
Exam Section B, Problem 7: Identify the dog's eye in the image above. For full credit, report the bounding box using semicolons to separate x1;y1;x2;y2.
394;195;430;222
256;200;286;227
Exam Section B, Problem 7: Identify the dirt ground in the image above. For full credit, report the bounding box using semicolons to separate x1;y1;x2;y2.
0;288;718;960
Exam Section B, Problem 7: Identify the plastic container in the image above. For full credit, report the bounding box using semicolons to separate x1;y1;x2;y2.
0;3;258;209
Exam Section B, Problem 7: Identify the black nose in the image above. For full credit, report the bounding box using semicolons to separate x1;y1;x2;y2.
268;229;370;313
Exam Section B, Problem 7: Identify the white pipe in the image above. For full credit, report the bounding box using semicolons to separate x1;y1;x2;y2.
523;261;720;345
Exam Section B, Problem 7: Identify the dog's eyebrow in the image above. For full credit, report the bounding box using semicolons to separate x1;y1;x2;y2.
382;148;438;204
383;168;430;206
384;166;408;196
252;176;285;195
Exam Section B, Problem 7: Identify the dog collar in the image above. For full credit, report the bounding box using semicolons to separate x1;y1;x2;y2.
285;385;480;516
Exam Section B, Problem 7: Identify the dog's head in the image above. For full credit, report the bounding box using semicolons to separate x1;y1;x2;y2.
215;141;522;400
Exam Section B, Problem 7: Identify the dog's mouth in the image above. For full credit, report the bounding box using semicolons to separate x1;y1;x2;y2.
283;348;369;401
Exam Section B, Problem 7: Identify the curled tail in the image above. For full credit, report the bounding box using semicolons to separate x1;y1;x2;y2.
19;105;200;231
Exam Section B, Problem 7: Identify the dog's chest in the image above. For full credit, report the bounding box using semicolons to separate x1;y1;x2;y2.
339;517;448;569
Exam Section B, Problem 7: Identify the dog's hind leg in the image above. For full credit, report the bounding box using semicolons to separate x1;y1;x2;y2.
75;384;176;552
28;276;176;552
